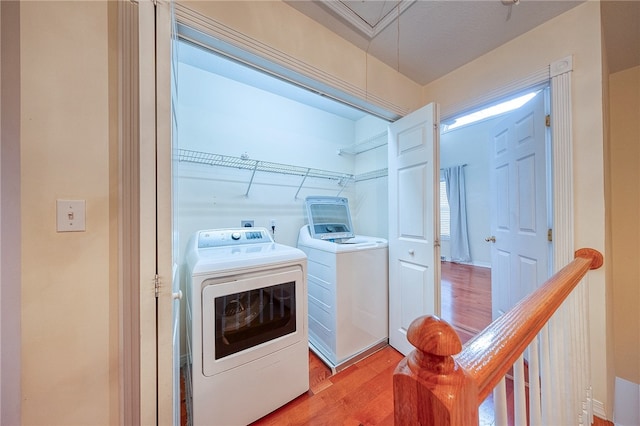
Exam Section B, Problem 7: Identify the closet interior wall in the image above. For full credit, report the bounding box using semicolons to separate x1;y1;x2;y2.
174;45;389;359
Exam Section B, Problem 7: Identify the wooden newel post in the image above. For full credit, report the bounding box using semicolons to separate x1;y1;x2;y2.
393;315;479;426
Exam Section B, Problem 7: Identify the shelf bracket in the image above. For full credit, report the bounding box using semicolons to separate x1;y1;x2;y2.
335;176;350;196
245;161;259;197
294;168;311;200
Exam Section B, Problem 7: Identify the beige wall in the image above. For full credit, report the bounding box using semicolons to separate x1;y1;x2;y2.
421;1;613;415
20;2;119;424
609;65;640;384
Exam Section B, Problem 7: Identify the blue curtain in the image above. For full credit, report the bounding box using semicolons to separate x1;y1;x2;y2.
443;166;471;262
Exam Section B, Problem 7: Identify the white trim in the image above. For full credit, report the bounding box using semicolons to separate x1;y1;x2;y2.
550;60;575;269
592;398;607;421
118;2;141;424
440;66;551;121
155;0;175;424
137;1;159;425
441;258;492;269
321;0;416;39
550;55;573;78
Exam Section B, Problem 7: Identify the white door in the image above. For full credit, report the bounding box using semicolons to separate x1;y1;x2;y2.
489;91;550;319
388;103;441;355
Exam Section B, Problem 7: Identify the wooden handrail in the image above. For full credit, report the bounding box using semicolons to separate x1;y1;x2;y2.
393;248;603;425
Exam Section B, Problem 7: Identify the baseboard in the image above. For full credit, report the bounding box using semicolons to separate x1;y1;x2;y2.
441;258;491;269
593;398;607;421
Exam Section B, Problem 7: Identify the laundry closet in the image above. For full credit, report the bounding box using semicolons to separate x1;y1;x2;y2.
175;40;391;424
175;41;389;255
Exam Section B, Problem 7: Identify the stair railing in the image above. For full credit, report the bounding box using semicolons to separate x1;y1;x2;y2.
393;248;603;425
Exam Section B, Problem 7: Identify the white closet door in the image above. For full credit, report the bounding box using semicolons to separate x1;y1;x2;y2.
387;103;441;355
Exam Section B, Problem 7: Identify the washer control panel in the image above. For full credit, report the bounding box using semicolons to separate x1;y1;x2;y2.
197;227;273;248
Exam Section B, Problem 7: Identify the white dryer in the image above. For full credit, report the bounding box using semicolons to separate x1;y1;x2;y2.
297;196;388;372
185;227;308;426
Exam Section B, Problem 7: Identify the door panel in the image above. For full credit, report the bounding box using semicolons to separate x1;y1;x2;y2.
399;165;428;239
495;250;511;313
399;261;430;331
490;91;549;319
388;103;440;355
517;154;537;231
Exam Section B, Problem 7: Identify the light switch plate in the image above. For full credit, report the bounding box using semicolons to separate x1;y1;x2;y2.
56;199;86;232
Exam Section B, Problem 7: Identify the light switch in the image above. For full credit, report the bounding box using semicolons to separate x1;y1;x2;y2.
57;199;86;232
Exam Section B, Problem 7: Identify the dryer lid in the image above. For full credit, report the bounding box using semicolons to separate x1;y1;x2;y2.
305;196;354;241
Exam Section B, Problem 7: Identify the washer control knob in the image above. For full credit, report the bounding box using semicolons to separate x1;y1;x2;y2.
231;232;242;240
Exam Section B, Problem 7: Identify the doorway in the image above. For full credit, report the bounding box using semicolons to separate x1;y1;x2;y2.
438;86;552;334
173;37;394;423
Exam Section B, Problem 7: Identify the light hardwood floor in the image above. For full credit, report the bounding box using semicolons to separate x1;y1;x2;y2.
440;261;492;343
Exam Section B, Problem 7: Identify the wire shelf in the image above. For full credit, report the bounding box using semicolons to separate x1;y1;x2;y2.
177;149;355;198
178;149;354;181
355;168;388;182
338;130;388;155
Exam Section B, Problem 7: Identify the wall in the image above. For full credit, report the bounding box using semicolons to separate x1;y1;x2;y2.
1;1;21;424
609;65;640;425
439;117;501;266
421;2;612;416
20;2;119;424
176;57;388;251
352;115;389;239
176;55;388;355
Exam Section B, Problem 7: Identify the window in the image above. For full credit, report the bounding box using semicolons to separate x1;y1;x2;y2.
441;90;539;132
440;180;450;239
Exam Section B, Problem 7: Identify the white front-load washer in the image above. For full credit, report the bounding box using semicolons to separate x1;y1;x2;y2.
185;227;308;426
297;196;389;372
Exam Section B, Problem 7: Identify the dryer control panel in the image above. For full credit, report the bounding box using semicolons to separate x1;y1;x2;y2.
197;227;273;248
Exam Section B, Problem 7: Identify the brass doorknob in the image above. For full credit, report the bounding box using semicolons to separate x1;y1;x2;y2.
485;236;496;243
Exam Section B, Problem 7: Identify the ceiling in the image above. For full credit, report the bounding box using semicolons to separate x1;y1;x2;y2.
180;1;639;122
286;0;640;86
